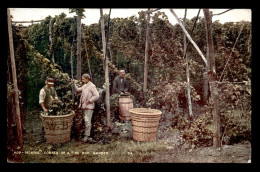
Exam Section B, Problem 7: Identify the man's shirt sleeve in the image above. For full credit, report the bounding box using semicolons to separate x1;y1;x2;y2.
39;89;46;104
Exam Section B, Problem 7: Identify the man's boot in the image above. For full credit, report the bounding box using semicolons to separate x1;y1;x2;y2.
82;136;97;144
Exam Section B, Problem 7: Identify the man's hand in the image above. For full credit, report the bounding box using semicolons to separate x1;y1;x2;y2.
85;100;91;104
40;103;48;113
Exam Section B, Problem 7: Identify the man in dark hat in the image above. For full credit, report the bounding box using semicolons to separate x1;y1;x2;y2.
39;77;59;113
112;70;130;95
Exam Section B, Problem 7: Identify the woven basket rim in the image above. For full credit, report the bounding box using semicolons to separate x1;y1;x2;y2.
41;110;75;118
129;108;162;115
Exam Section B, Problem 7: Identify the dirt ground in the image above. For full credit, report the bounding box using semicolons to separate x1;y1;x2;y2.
15;109;251;164
148;142;251;163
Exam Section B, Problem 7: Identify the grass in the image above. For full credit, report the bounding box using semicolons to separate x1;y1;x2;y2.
23;138;169;163
14;109;251;163
22;110;169;163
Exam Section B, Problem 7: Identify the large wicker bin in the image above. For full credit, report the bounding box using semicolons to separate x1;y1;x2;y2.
41;111;75;144
118;96;134;121
129;108;162;142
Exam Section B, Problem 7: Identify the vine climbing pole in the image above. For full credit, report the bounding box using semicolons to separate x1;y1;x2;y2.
49;18;55;63
170;9;207;65
76;13;82;80
203;9;221;148
143;8;150;93
70;44;75;102
182;9;193;119
82;28;93;81
100;8;111;128
170;8;220;147
7;8;24;159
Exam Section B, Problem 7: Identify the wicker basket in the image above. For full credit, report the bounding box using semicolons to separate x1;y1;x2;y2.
118;96;134;121
41;111;75;144
129;108;162;142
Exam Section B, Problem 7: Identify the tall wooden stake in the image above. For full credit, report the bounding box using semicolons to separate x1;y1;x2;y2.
203;9;221;148
100;8;111;128
203;16;210;104
183;9;193;119
143;8;150;93
70;44;75;101
170;9;207;66
82;29;93;81
49;18;55;63
76;14;82;80
7;8;23;148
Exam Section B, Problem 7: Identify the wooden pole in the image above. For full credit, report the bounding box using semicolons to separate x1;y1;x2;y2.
183;9;201;61
76;15;82;80
203;70;209;103
143;8;150;92
12;20;44;23
203;9;221;148
203;10;210;104
100;8;111;128
170;9;207;66
7;8;23;148
70;44;75;101
108;43;113;63
82;29;93;81
183;9;193;119
211;9;232;16
49;18;55;63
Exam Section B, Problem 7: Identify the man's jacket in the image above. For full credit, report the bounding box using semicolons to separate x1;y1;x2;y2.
112;76;129;94
74;81;100;110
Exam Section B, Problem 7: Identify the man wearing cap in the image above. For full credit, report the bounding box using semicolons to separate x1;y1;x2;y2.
71;73;99;143
39;77;59;113
112;70;130;95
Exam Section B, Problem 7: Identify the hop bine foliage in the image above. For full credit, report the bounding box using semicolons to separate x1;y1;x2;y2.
9;12;251;147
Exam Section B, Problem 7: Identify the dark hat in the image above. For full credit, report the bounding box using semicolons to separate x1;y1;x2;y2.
46;77;55;85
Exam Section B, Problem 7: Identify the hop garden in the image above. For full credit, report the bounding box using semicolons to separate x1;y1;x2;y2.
7;9;251;163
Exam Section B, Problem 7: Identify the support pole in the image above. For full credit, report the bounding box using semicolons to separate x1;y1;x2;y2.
49;18;55;63
100;8;111;128
170;9;207;66
70;44;75;102
143;8;150;92
7;8;23;148
203;9;221;148
12;20;44;23
183;9;193;119
82;28;93;81
76;15;82;80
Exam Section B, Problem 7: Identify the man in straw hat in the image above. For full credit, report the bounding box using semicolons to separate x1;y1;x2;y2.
39;77;59;113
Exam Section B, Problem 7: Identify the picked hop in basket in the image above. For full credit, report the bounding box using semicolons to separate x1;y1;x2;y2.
129;108;162;142
41;111;75;144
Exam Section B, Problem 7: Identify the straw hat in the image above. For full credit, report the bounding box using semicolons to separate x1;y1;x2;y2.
46;78;55;85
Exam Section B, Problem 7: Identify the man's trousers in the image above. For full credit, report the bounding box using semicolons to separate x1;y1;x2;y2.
83;109;93;137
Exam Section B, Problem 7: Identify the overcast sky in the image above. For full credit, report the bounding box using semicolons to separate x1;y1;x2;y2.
9;8;251;26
